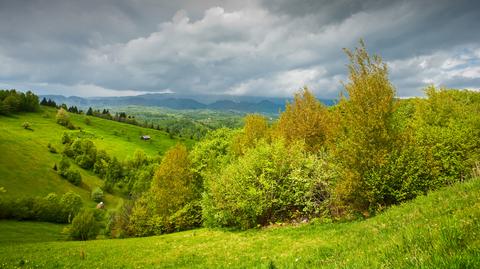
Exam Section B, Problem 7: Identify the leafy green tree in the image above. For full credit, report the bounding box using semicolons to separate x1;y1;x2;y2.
69;209;99;240
231;114;269;155
150;144;194;218
276;87;331;152
60;191;83;223
56;108;71;127
203;140;334;229
334;40;397;211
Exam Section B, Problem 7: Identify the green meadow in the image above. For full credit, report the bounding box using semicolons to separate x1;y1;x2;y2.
0;177;478;268
0;107;189;204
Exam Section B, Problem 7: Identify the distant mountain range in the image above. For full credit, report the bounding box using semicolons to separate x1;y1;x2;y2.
40;93;336;114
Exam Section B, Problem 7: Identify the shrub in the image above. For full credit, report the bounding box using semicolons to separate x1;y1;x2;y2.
61;132;71;144
58;156;71;176
47;143;57;153
91;187;104;203
69;209;99;240
203;140;334;229
56;108;70;127
22;121;32;130
64;168;82;186
60;191;83;223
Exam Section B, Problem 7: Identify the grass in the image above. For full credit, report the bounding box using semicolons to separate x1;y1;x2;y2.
0;178;478;268
0;220;67;244
0;107;189;206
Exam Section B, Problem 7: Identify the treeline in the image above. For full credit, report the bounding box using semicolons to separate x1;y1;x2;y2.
0;90;39;115
0;191;82;223
114;42;480;236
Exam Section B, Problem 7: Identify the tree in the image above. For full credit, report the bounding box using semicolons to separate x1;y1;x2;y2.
276;87;330;152
150;144;194;218
231;114;269;155
56;108;70;127
334;40;397;211
60;191;83;223
91;187;104;203
86;107;93;116
69;209;99;240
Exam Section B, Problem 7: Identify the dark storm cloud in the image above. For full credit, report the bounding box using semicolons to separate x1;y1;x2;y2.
0;0;479;97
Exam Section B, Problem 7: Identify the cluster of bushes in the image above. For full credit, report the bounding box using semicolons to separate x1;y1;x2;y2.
0;192;83;223
61;132;159;196
57;157;82;186
0;89;39;115
116;42;480;236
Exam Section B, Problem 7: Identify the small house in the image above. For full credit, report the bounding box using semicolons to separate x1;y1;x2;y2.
141;135;151;140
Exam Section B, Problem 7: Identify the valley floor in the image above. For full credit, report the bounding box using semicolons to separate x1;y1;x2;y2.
1;178;479;268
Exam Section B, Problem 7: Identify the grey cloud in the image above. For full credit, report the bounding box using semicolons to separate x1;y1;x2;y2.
0;0;479;98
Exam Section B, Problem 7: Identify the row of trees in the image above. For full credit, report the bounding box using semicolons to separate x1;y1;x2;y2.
119;42;480;235
0;90;39;115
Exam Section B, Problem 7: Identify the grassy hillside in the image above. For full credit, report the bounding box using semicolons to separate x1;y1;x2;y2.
0;220;67;244
0;107;190;204
0;178;478;268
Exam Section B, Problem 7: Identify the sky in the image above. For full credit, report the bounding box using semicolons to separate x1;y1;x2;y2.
0;0;479;98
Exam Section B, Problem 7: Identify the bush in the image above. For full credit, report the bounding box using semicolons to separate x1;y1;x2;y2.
0;192;82;224
47;143;57;153
69;209;99;240
58;156;71;175
91;187;104;203
56;108;70;127
60;191;83;223
64;168;82;186
202;140;334;229
22;122;32;130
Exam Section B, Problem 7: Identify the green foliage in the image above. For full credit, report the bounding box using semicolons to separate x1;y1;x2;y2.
276;87;330;152
22;121;32;130
0;89;39;115
60;191;83;223
69;209;99;240
333;41;397;211
231;114;269;155
128;144;198;236
91;187;104;203
203;140;334;229
190;128;237;187
56;108;71;127
0;192;83;223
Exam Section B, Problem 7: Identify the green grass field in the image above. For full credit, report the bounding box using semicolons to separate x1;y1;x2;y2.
0;178;478;268
0;107;189;206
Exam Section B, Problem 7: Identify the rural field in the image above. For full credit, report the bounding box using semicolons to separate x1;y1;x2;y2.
0;177;479;268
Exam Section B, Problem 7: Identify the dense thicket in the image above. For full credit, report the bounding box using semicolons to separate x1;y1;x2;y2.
117;42;480;235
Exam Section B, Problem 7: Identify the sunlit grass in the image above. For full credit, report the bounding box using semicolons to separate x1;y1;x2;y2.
0;178;478;268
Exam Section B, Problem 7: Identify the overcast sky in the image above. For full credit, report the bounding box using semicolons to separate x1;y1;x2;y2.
0;0;479;98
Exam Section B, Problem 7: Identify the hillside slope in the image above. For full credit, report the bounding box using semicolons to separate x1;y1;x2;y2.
0;107;190;204
0;178;478;268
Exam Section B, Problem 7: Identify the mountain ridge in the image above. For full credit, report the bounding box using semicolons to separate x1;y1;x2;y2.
40;93;337;114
